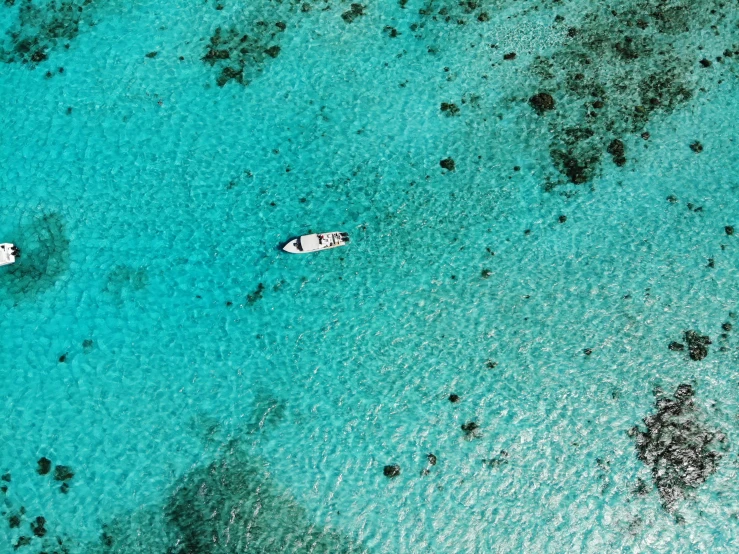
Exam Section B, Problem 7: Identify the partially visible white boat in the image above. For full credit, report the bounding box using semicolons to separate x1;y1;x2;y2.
283;232;349;254
0;243;19;267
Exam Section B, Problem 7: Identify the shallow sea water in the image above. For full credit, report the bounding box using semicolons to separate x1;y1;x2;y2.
1;0;739;552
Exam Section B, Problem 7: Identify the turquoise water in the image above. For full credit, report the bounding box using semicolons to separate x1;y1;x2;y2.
1;0;739;551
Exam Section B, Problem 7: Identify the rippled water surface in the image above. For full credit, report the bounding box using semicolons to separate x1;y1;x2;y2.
1;0;739;552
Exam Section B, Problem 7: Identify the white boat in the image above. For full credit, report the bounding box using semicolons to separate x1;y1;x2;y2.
283;232;349;254
0;243;19;267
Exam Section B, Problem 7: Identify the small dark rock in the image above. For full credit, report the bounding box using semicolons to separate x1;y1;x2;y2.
83;339;94;351
31;516;46;537
58;353;67;363
449;394;460;403
668;342;685;351
477;12;489;22
722;323;732;332
503;52;516;60
440;102;459;115
440;158;455;171
37;457;52;475
584;348;592;355
427;453;437;465
666;195;677;203
1;473;10;482
145;51;158;58
13;536;30;550
725;226;734;236
60;482;70;494
607;139;626;166
529;92;555;114
265;45;281;58
592;101;604;109
384;26;399;37
481;268;492;278
31;50;47;63
53;465;74;482
342;3;365;23
383;464;400;478
699;58;711;67
558;215;567;223
461;421;479;434
485;360;497;369
8;514;21;528
275;21;286;31
641;132;650;140
690;141;703;153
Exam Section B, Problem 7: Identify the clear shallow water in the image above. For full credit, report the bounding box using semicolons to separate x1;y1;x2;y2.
1;0;739;552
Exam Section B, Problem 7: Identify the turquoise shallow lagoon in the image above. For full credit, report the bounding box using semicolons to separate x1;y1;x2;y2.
1;0;739;552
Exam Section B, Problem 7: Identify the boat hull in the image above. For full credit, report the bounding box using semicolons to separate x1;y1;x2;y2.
0;243;18;267
283;232;349;254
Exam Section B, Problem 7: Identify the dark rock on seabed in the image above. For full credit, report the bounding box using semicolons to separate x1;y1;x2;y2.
31;516;46;537
461;421;479;434
440;102;459;115
529;92;555;114
36;457;51;475
341;3;364;23
684;330;711;361
383;464;401;478
13;536;30;550
54;465;74;481
632;384;723;510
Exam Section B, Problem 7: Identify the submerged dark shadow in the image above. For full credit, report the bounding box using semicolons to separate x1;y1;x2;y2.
0;212;70;299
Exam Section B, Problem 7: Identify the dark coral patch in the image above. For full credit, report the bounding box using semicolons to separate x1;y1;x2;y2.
525;0;733;186
440;157;455;171
164;447;366;553
202;23;284;87
684;330;710;361
1;0;92;66
607;139;626;166
631;384;723;510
